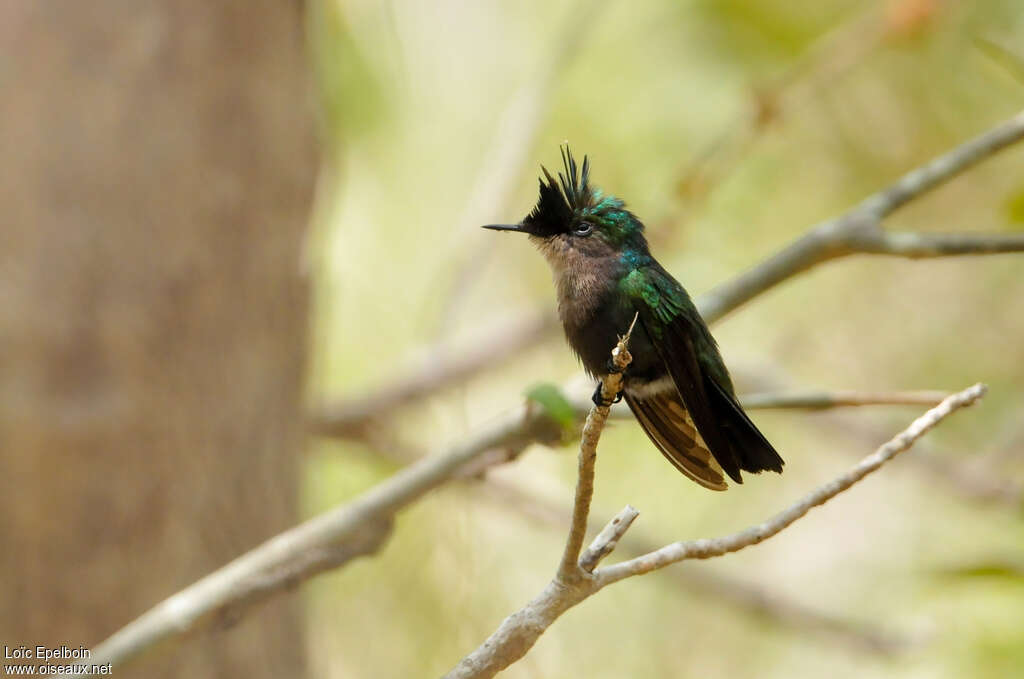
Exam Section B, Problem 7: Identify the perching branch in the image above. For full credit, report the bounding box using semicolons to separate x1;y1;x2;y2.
443;382;988;679
314;109;1024;435
557;314;636;579
475;477;910;654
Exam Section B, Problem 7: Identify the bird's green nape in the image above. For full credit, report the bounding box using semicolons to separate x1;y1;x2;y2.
583;189;646;247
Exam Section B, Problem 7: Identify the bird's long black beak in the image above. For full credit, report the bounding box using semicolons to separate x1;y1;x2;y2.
482;223;527;233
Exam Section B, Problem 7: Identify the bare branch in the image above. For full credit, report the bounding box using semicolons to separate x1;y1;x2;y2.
84;401;566;671
597;383;988;584
86;517;393;671
739;389;950;410
727;367;1022;510
475;477;910;654
578;505;639;572
858;230;1024;258
567;388;952;421
443;383;987;678
557;317;635;580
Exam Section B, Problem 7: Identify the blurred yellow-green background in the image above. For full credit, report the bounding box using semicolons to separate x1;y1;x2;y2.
3;1;1023;678
308;0;1024;677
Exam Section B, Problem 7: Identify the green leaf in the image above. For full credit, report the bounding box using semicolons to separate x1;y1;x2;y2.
525;383;577;432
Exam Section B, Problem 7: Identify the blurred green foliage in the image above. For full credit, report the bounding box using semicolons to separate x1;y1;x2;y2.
525;382;578;433
304;0;1024;677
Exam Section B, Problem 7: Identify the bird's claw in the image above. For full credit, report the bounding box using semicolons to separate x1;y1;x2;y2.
591;382;623;408
605;357;624;375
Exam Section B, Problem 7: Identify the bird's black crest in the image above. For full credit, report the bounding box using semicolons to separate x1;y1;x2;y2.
524;147;593;236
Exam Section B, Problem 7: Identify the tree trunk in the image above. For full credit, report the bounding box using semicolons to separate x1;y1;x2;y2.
0;1;316;676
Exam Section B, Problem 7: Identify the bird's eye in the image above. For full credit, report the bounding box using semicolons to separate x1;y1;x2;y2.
574;222;593;236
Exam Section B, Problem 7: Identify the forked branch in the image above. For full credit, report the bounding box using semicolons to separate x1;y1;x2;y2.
443;379;987;679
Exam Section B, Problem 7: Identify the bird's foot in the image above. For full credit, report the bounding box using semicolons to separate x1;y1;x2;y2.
605;357;624;375
591;382;623;408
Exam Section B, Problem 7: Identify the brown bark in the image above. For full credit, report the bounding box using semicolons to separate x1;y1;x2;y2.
0;1;316;677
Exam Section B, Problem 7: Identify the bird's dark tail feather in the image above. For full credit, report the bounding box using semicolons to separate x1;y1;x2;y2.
705;377;785;475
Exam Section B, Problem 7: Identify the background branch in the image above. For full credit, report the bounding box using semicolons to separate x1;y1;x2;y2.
587;388;951;419
85;402;563;671
313;108;1024;435
698;109;1024;323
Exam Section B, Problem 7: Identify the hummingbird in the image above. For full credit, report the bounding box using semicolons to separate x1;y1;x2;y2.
483;148;783;490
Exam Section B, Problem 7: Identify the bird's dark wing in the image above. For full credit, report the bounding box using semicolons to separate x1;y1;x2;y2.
704;374;785;476
623;386;728;491
621;266;783;486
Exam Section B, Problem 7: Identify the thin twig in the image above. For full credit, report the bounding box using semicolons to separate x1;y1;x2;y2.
597;384;989;583
565;388;951;421
442;384;987;678
735;389;950;410
727;366;1022;510
578;505;639;572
